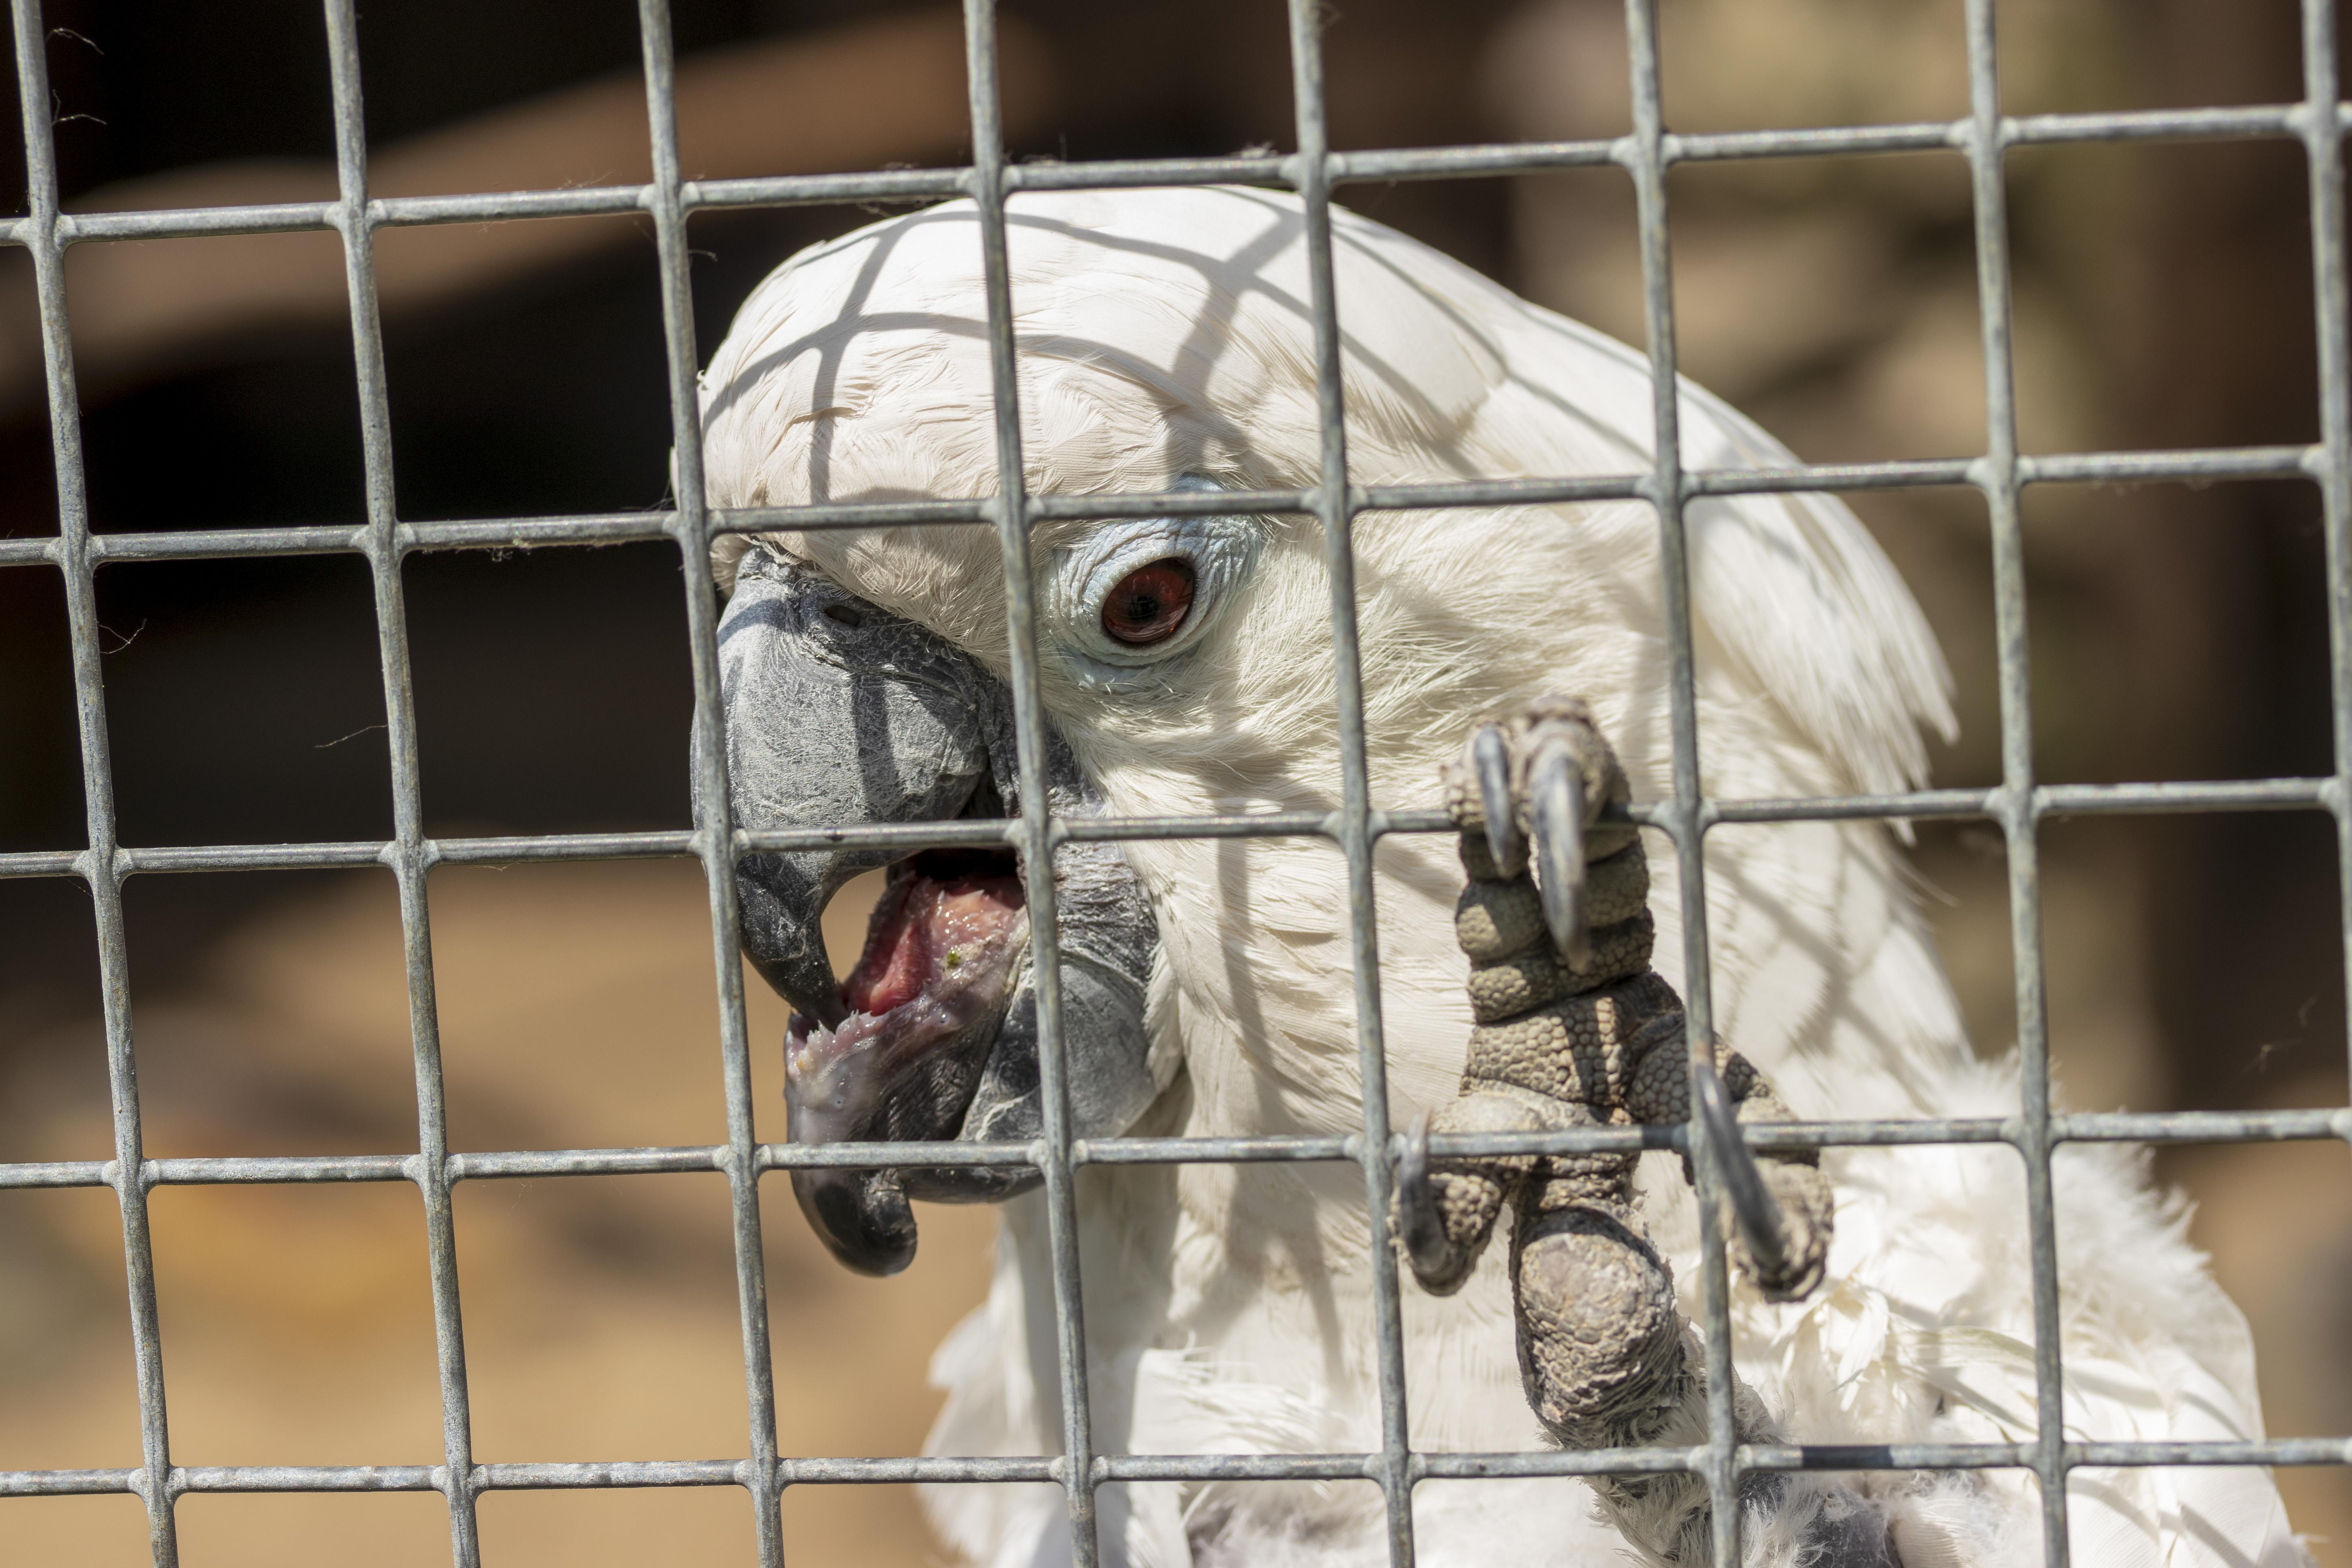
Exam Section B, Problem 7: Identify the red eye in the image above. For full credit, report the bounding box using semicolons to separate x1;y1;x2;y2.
1100;558;1197;647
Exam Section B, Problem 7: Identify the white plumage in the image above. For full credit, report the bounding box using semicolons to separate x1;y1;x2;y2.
699;185;2306;1567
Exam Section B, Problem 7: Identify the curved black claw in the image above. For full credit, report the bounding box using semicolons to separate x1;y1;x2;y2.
1395;1111;1453;1287
1529;734;1589;966
1473;724;1522;872
1691;1050;1793;1287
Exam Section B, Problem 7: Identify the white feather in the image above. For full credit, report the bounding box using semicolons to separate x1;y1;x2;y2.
699;186;2306;1568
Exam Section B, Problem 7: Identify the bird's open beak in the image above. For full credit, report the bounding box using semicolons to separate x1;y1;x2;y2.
717;548;1161;1276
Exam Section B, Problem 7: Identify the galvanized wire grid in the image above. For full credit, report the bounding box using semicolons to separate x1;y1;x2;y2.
4;0;2351;1564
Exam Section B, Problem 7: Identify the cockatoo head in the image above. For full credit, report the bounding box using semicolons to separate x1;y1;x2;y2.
699;184;1947;1276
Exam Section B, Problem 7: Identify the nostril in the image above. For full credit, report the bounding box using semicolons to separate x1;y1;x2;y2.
822;603;864;629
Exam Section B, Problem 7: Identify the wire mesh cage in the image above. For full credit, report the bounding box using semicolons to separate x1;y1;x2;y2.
3;1;2350;1566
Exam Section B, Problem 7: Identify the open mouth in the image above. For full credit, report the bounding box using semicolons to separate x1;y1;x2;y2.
722;555;1162;1273
783;847;1030;1146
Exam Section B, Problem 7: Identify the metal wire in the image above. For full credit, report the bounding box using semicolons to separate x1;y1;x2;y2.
4;0;2351;1564
959;2;1104;1557
632;3;792;1563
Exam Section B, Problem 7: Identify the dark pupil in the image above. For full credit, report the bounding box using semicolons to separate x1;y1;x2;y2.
1102;558;1196;646
1117;583;1167;623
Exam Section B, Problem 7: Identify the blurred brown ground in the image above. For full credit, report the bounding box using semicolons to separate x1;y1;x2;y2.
0;861;970;1567
3;0;2350;1562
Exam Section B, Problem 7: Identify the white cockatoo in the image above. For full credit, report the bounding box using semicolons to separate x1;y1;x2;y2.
698;185;2307;1568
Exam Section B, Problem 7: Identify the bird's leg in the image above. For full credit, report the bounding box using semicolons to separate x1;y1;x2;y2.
1410;701;1696;1446
1396;706;1652;1297
1404;698;1852;1565
1436;698;1834;1297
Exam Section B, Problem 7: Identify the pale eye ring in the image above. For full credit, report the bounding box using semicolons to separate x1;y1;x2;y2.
1099;557;1197;646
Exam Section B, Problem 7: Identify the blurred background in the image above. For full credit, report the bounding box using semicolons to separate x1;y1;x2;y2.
2;0;2348;1562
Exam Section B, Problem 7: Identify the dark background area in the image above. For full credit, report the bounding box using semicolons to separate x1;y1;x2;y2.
2;2;2349;1564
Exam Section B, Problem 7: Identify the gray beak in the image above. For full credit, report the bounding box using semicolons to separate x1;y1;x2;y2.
717;549;1161;1275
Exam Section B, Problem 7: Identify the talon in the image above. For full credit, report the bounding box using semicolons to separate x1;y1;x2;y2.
1691;1050;1793;1288
1396;1110;1451;1286
1530;735;1589;964
1473;725;1521;872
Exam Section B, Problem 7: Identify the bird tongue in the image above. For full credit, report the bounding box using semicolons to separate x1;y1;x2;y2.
784;852;1029;1150
839;852;1024;1017
783;853;1030;1276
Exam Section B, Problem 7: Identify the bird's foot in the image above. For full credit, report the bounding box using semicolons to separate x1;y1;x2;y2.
1410;697;1832;1302
1395;697;1847;1558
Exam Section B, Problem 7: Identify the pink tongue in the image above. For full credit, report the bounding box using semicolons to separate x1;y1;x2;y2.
841;870;1025;1017
842;884;929;1015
